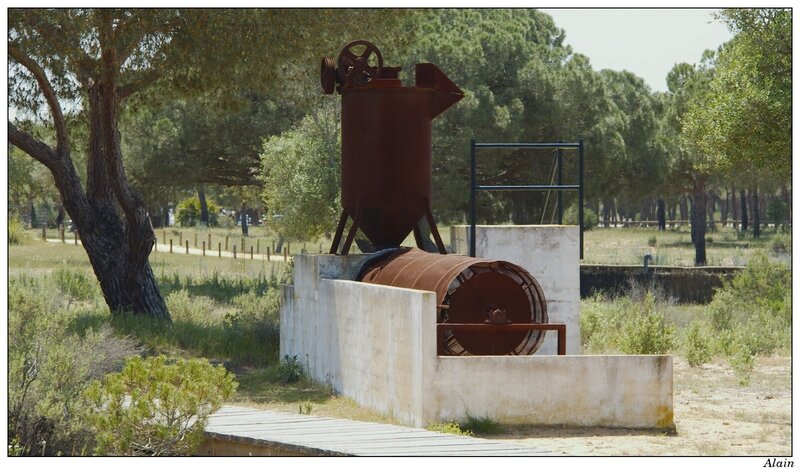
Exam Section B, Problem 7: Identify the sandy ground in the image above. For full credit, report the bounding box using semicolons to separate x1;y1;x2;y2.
494;356;792;456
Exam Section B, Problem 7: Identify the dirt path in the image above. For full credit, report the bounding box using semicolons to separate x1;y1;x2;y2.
495;356;791;456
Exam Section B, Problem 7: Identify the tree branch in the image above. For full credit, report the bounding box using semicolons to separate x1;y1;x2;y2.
118;69;162;101
8;122;58;169
8;44;71;157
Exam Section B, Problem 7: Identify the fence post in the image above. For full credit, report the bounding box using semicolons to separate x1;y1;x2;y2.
272;240;275;253
170;239;173;253
225;236;229;251
241;237;245;254
75;232;79;246
267;247;271;261
250;246;253;260
218;242;221;257
233;245;237;259
208;233;212;250
202;241;206;256
283;246;288;262
194;233;198;247
256;239;260;254
42;225;46;241
61;226;65;243
185;240;189;254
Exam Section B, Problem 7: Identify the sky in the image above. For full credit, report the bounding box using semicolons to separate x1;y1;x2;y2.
540;8;735;92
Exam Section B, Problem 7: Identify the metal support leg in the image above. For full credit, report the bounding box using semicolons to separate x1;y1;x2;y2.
329;210;349;254
341;206;363;256
424;202;447;254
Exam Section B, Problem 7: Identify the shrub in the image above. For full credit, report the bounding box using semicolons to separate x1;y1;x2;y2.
771;234;790;255
53;267;98;307
427;422;472;436
9;214;27;245
684;320;712;367
461;415;502;435
766;200;788;227
84;355;237;456
8;278;140;456
564;204;598;230
175;196;219;227
647;236;657;247
617;292;675;355
278;355;304;384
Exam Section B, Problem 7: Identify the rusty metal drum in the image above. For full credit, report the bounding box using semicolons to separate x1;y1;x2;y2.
359;248;548;355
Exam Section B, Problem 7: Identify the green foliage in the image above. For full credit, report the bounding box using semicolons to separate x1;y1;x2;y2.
8;277;140;456
461;415;502;435
278;355;304;384
766;200;788;227
581;291;674;355
427;421;473;436
53;266;98;307
8;214;27;245
259;101;341;242
648;236;658;247
564;204;598;230
771;233;790;255
175;196;219;227
298;401;315;415
703;253;790;383
684;320;712;367
85;355;237;456
616;292;675;355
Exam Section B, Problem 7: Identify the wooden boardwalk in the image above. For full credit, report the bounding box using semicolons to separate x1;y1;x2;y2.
201;406;551;456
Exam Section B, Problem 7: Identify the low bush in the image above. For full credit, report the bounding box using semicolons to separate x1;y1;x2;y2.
427;421;472;436
175;196;220;227
684;320;712;367
581;291;674;355
564;204;598;230
53;266;98;307
278;355;304;384
8;278;140;456
9;214;27;245
85;355;237;456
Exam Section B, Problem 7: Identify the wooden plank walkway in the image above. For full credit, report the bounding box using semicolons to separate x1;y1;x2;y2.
202;406;551;456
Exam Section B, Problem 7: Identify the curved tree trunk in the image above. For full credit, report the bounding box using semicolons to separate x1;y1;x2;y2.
8;35;169;320
240;202;249;236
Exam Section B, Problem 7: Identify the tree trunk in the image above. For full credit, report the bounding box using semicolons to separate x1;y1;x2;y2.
275;234;285;253
240;202;249;236
781;184;791;223
691;182;707;266
731;187;738;230
707;193;716;232
602;199;611;228
9;21;168;320
679;195;688;226
656;198;666;231
740;190;748;232
198;187;210;226
30;199;37;228
55;204;66;228
751;188;761;238
720;189;729;226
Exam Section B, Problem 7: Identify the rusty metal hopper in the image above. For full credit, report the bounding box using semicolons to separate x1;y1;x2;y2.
322;41;463;254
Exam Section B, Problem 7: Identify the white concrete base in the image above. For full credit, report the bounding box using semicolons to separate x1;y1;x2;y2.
452;225;581;355
280;253;674;430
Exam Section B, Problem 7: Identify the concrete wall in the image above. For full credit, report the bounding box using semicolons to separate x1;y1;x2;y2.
281;254;673;430
451;225;580;355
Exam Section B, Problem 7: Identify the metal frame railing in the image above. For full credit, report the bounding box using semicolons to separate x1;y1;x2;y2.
469;138;585;258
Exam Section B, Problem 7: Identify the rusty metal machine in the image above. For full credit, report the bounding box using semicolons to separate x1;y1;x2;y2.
321;41;564;356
